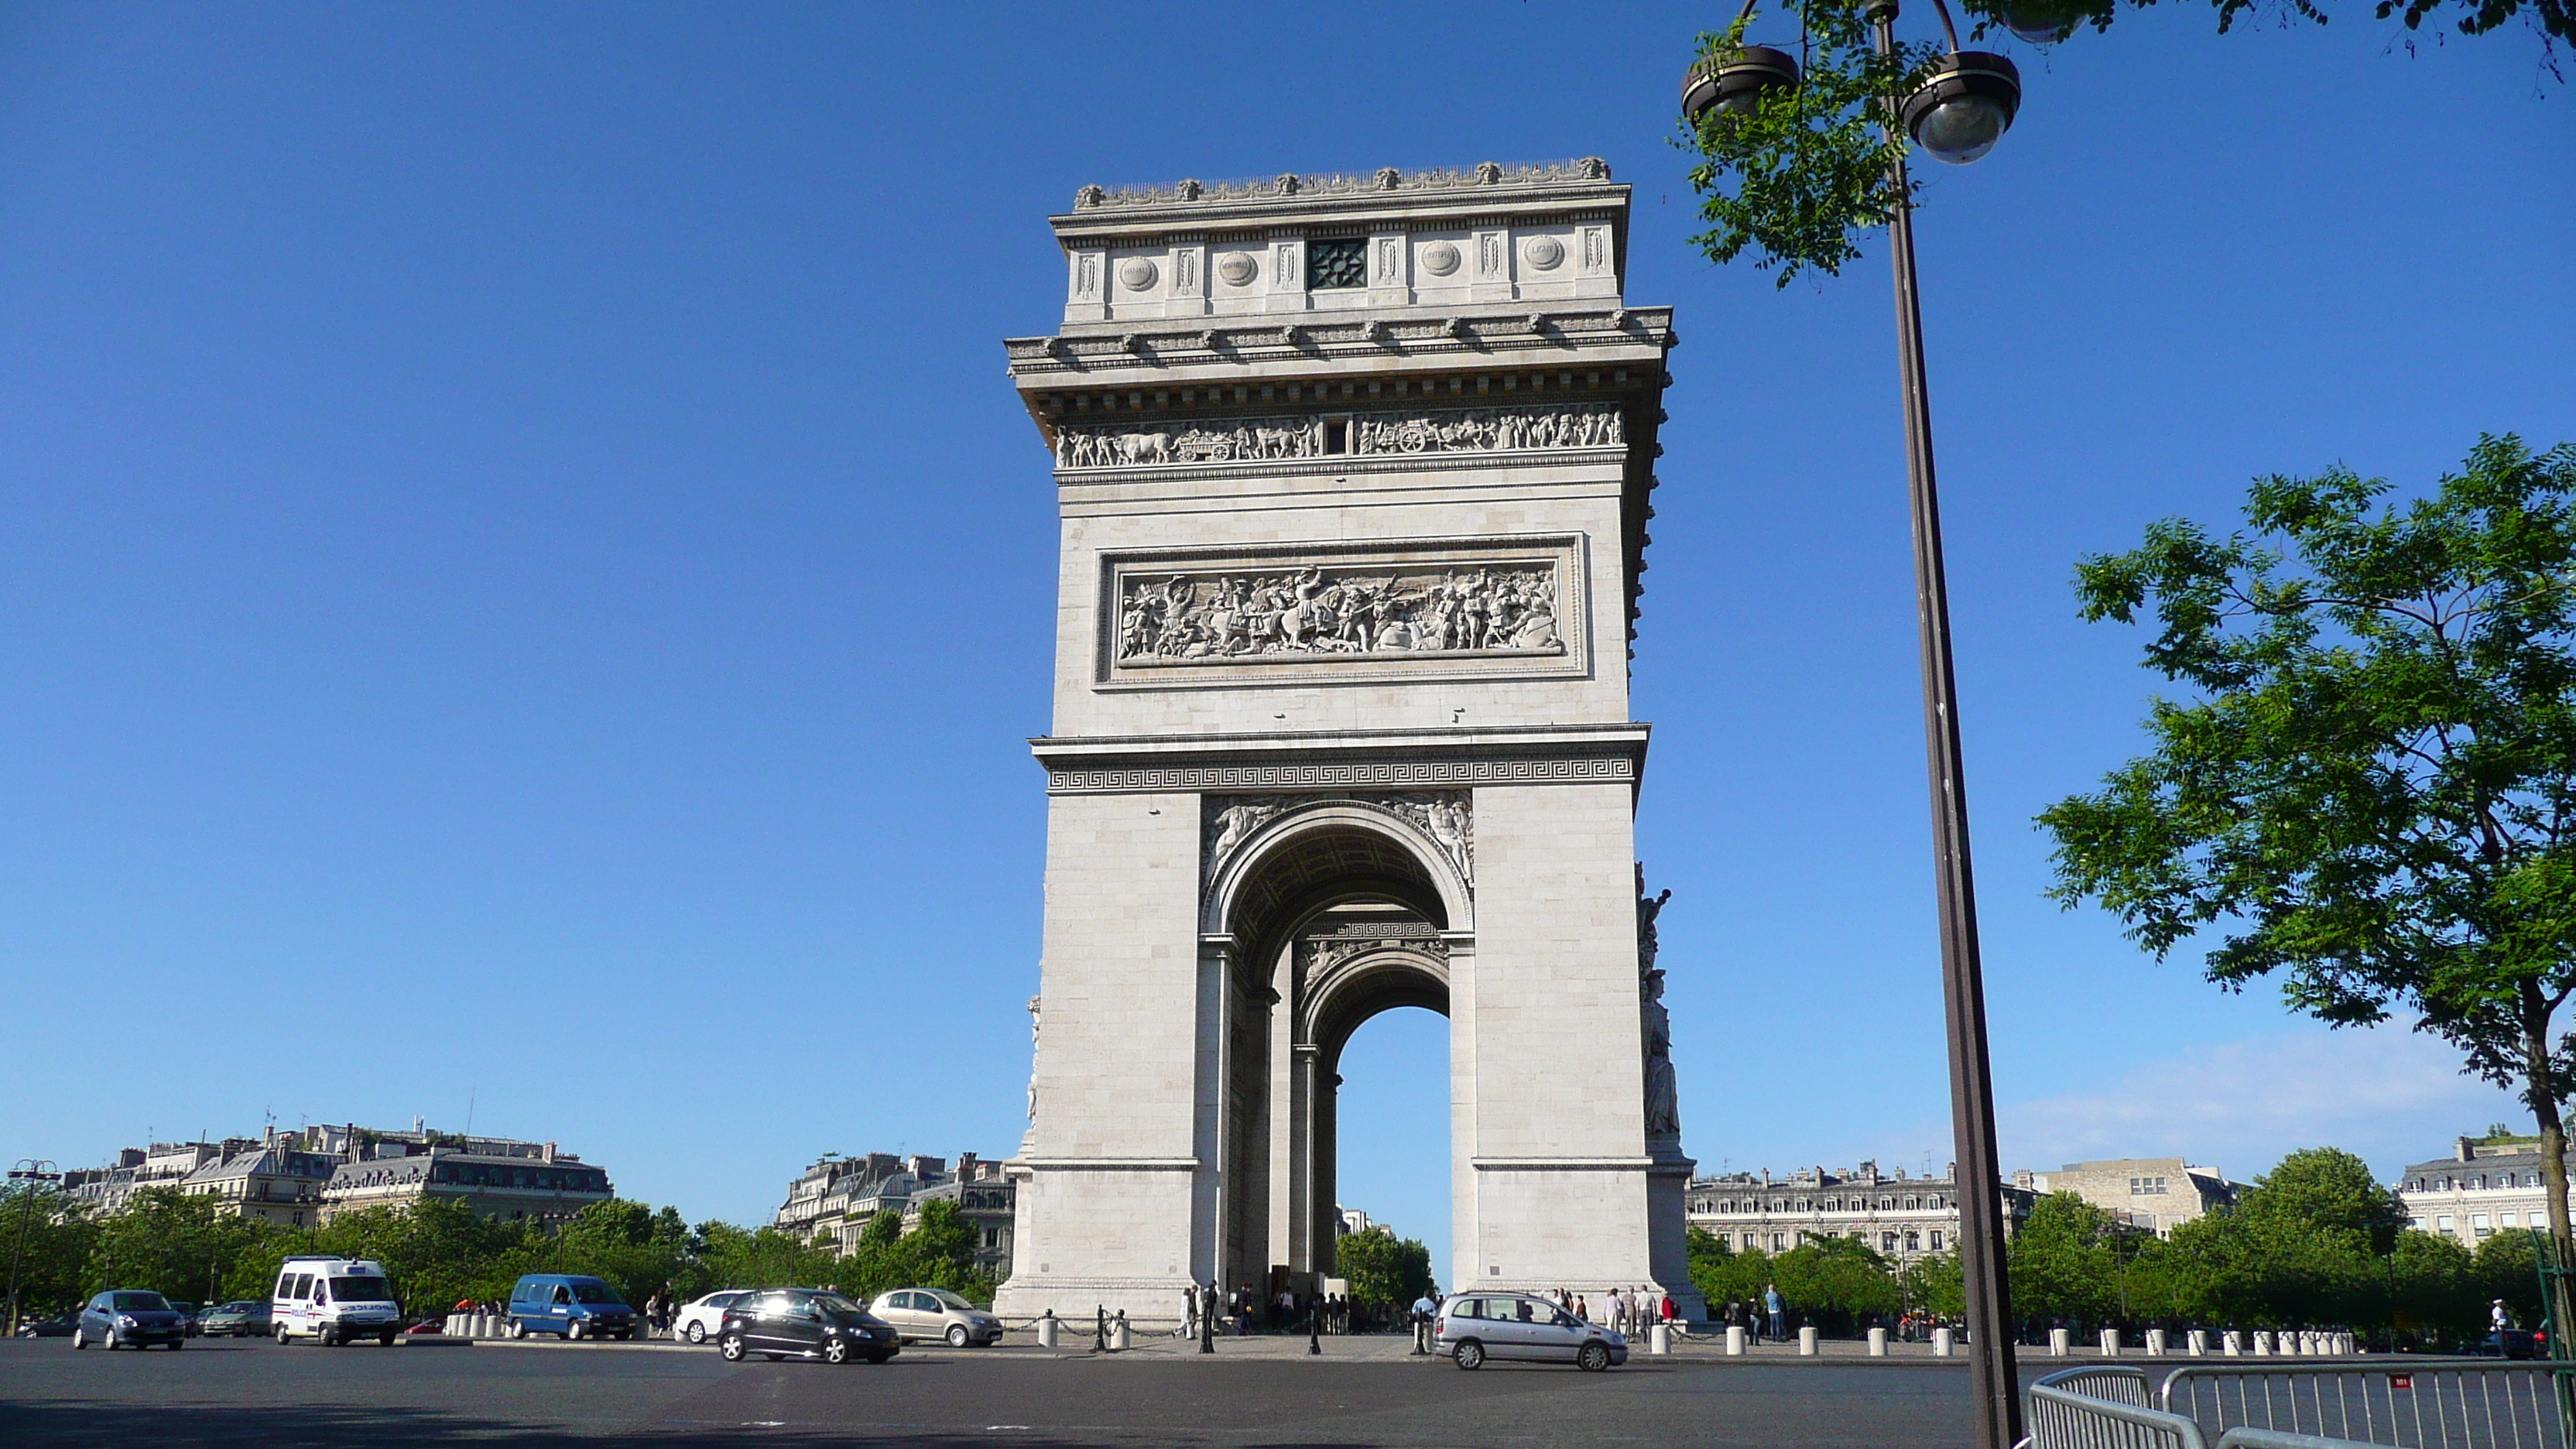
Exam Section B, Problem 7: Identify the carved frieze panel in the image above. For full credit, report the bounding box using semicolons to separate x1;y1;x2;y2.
1096;535;1588;687
1052;402;1622;471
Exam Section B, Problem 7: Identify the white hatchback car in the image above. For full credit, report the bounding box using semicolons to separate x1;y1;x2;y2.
673;1290;755;1345
866;1287;1004;1347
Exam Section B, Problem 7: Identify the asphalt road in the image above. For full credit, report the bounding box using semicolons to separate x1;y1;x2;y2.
0;1336;1999;1447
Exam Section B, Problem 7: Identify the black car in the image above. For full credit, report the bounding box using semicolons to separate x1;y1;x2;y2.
73;1290;190;1351
2476;1328;2544;1359
718;1289;900;1365
166;1300;201;1338
16;1310;77;1338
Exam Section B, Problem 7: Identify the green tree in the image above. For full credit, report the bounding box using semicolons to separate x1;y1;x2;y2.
1334;1227;1434;1310
1770;1234;1902;1332
1687;1228;1773;1316
2;1183;98;1322
2009;1193;2122;1327
1903;1250;1966;1319
2039;437;2576;1337
84;1187;282;1310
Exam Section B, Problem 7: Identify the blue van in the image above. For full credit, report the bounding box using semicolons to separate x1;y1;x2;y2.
505;1274;636;1341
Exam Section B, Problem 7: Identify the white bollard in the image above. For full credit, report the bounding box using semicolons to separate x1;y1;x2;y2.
1036;1311;1059;1349
1112;1313;1130;1351
1725;1325;1745;1355
2146;1329;2167;1357
2253;1331;2273;1356
1868;1327;1888;1356
2050;1327;2071;1358
1798;1326;1818;1356
2222;1331;2242;1356
2187;1329;2207;1357
1934;1327;1954;1358
2101;1328;2122;1358
1650;1321;1671;1355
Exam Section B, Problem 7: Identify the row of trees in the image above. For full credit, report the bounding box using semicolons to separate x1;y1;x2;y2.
1687;1148;2547;1348
1;1183;995;1321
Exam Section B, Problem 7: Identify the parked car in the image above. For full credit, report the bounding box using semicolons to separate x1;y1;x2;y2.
166;1301;200;1337
718;1288;899;1365
1436;1291;1627;1372
272;1256;403;1346
866;1287;1004;1347
673;1290;754;1345
505;1274;636;1341
2475;1329;2544;1359
72;1290;190;1351
199;1301;272;1338
17;1310;77;1338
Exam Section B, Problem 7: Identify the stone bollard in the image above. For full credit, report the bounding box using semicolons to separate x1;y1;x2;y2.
1651;1321;1671;1355
2222;1331;2242;1356
1934;1327;1954;1358
1112;1311;1130;1351
2101;1328;2122;1358
1868;1327;1887;1357
1798;1326;1818;1356
1725;1325;1745;1355
1037;1310;1059;1349
2146;1329;2167;1357
2253;1331;2273;1356
2188;1329;2208;1357
2050;1327;2071;1358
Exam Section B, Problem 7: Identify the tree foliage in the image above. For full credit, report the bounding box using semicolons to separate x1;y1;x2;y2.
2040;436;2576;1322
1334;1227;1435;1308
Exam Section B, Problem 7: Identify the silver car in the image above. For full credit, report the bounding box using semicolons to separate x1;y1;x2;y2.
865;1287;1003;1347
1437;1292;1627;1372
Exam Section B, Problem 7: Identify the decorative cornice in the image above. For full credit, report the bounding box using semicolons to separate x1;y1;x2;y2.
1034;723;1649;796
1006;308;1675;380
1069;159;1612;214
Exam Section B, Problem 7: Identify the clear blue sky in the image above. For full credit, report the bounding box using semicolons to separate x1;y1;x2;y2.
3;5;2567;1281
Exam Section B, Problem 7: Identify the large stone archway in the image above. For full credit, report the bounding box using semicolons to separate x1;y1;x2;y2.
992;158;1703;1324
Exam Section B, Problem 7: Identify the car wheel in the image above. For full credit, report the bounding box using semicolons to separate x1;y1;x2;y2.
947;1324;970;1348
567;1321;585;1341
1454;1339;1485;1371
824;1338;852;1365
105;1330;121;1351
1578;1341;1612;1372
685;1321;707;1345
274;1325;289;1345
70;1327;86;1350
169;1339;186;1351
379;1333;396;1347
719;1333;747;1362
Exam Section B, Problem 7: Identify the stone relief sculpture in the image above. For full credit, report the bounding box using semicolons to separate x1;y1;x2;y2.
1118;562;1560;665
1203;792;1475;892
1055;403;1621;471
1638;869;1680;1139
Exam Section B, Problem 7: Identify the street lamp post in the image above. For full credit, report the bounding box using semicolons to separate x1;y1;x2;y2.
7;1161;63;1338
1682;4;2023;1444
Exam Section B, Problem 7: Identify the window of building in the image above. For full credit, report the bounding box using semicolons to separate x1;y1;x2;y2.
2500;1212;2519;1228
1770;1233;1787;1252
1796;1199;1810;1212
1905;1230;1922;1251
1308;238;1367;289
1882;1232;1899;1252
2437;1214;2454;1231
2473;1214;2491;1231
1742;1233;1758;1250
1930;1230;1944;1251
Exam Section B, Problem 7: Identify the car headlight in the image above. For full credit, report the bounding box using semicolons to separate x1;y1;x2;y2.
115;1316;138;1327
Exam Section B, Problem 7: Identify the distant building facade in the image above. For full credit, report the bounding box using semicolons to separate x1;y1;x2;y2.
776;1150;1015;1269
2398;1135;2559;1245
63;1121;609;1228
2015;1158;2239;1237
321;1146;611;1225
1685;1161;2033;1264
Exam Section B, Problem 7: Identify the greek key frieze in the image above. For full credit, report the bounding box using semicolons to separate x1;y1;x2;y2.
1042;755;1637;794
1053;402;1622;471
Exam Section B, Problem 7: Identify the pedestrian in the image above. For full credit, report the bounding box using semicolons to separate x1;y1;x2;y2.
2493;1299;2513;1333
1661;1293;1677;1325
1603;1286;1625;1335
1765;1283;1784;1342
1237;1283;1254;1336
1574;1294;1589;1324
1410;1290;1438;1355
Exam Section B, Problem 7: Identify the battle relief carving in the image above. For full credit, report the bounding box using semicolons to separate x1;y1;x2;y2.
1053;402;1622;470
1204;792;1474;896
1117;560;1563;666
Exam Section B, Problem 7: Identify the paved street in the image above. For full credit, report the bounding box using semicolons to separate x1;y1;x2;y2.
0;1335;2011;1447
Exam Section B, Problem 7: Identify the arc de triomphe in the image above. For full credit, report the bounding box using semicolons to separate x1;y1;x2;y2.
993;159;1702;1324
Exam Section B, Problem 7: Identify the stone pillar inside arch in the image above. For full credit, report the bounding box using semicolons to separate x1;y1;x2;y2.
995;157;1704;1324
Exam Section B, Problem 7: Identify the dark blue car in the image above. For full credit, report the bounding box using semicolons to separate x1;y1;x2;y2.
73;1290;189;1351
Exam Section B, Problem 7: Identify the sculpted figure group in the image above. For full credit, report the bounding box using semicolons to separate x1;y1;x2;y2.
1119;564;1560;664
1055;403;1622;470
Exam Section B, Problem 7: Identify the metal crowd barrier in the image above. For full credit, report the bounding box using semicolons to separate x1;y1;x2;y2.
2162;1361;2569;1449
2030;1360;2576;1449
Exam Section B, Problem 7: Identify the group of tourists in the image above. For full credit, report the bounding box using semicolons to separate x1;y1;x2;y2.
1720;1283;1790;1341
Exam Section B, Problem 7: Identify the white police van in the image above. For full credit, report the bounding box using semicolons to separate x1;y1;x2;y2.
270;1255;403;1346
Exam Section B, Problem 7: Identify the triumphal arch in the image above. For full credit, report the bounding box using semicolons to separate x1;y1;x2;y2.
993;159;1702;1324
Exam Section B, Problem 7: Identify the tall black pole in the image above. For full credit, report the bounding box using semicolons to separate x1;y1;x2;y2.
1865;5;2020;1444
6;1163;57;1339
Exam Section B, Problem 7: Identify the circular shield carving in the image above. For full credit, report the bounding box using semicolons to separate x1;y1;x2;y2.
1117;258;1159;292
1525;236;1565;270
1216;252;1257;286
1421;242;1461;276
